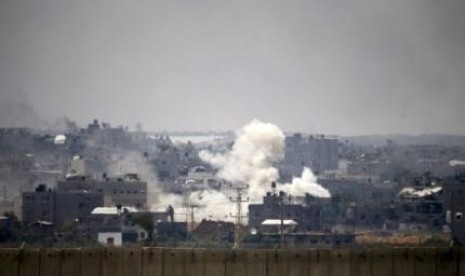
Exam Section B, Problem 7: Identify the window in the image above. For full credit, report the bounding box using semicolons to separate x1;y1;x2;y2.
402;205;413;213
455;212;463;221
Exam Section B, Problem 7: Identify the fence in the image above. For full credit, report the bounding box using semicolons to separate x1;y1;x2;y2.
0;247;464;276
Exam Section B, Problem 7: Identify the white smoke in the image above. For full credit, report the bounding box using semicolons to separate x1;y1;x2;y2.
278;167;331;198
104;150;163;207
187;189;235;221
112;120;330;223
199;119;285;202
200;119;331;204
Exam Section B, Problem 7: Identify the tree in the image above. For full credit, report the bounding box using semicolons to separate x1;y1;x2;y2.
132;213;155;241
0;212;22;243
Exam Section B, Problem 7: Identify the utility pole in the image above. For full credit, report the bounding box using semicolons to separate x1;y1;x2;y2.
183;180;205;231
230;185;249;248
279;191;284;248
182;200;203;231
188;204;201;231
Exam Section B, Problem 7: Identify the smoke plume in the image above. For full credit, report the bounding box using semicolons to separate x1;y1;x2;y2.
278;167;331;198
199;119;285;201
200;119;331;204
105;150;163;207
121;119;331;222
0;91;46;129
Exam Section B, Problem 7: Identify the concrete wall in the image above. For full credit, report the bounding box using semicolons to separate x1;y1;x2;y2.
0;247;463;276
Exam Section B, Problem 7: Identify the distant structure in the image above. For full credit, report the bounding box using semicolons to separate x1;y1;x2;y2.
395;186;444;232
280;133;339;180
57;173;147;208
178;166;222;190
443;172;465;245
87;206;155;246
22;184;103;229
247;186;354;247
248;190;323;233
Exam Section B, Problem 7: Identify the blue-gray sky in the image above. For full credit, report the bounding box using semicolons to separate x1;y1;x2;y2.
1;0;465;135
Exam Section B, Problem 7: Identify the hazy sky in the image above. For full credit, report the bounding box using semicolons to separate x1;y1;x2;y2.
1;0;465;135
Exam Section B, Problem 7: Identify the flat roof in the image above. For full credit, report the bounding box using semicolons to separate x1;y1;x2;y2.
261;219;298;226
91;206;138;215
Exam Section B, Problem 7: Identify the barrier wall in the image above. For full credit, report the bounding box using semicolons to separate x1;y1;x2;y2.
0;247;463;276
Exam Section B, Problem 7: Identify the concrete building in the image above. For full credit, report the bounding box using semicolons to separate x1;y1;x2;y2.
22;187;54;226
442;172;465;245
346;203;395;230
248;192;322;233
57;174;147;208
88;206;149;245
22;184;103;229
347;161;391;176
85;206;171;245
395;186;444;232
281;133;339;180
176;166;222;191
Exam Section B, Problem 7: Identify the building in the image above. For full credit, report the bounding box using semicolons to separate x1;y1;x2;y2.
85;206;170;245
346;203;395;230
176;166;222;191
442;172;465;245
395;186;444;232
347;161;391;176
87;206;148;246
281;133;339;180
248;192;322;233
57;174;147;208
22;184;103;229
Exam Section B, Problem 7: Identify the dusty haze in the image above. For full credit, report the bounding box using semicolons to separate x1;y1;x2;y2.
1;0;465;135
